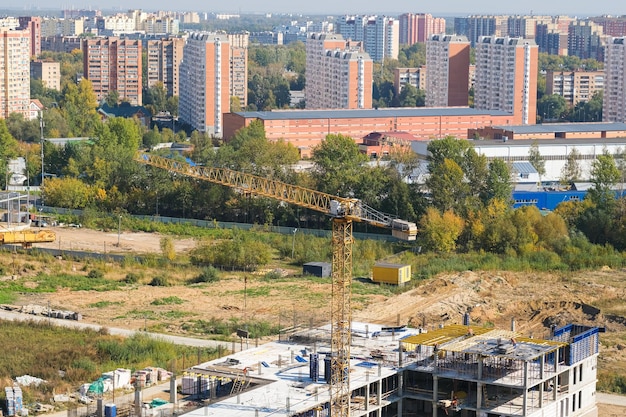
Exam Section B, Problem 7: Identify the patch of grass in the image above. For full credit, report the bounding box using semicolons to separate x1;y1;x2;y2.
162;311;194;319
0;320;221;405
182;317;280;339
151;296;185;306
0;273;122;293
226;286;272;297
0;291;17;304
88;301;124;308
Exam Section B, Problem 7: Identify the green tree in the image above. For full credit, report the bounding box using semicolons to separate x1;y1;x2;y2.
537;94;567;122
560;147;582;185
60;78;99;136
0;119;19;188
588;150;620;206
398;84;419;107
426;137;487;213
105;90;120;107
311;133;368;196
528;142;546;183
428;158;467;213
485;159;512;203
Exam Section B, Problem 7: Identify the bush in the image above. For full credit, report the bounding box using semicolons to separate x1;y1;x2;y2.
87;269;104;279
123;272;141;284
149;274;170;287
264;270;282;280
191;267;220;284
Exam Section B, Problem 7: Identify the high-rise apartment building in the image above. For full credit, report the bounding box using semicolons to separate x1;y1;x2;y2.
305;33;373;110
41;17;85;37
178;33;231;136
603;37;626;123
18;16;41;57
228;33;249;110
590;16;626;37
82;37;142;105
475;36;538;125
0;28;30;119
146;37;185;97
30;60;61;91
454;15;508;46
568;20;604;61
425;34;470;107
398;13;446;45
506;15;552;39
337;15;398;61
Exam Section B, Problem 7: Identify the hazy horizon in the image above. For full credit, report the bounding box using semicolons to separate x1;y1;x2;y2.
4;1;625;17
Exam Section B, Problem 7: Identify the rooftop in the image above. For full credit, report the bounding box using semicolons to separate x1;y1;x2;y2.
494;122;626;134
234;107;511;121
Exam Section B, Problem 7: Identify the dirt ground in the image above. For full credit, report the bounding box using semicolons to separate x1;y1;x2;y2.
8;226;626;411
35;226;198;254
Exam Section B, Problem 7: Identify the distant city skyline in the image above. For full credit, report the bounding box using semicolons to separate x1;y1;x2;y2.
4;1;625;17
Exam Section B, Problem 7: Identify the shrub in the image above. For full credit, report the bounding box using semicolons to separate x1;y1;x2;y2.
123;272;141;284
191;267;220;284
87;269;104;279
264;270;282;280
149;274;170;287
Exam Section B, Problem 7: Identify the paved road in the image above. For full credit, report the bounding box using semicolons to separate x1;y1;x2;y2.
598;392;626;406
0;309;231;350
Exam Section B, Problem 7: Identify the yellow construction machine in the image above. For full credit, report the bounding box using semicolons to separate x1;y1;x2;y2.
0;229;56;248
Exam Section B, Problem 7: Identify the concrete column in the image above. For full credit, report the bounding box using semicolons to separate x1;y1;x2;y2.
377;379;382;406
397;372;403;416
169;377;177;404
523;361;529;416
210;378;216;401
432;375;439;416
365;372;370;411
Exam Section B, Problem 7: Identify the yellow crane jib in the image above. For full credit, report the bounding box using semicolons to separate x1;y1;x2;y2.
0;230;56;248
134;150;417;417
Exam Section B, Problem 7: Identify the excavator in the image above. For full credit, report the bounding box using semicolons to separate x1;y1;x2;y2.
0;229;56;248
135;151;417;417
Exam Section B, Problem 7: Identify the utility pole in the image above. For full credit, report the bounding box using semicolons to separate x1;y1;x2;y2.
292;228;298;259
117;215;122;246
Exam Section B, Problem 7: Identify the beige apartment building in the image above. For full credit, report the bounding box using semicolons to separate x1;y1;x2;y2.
305;33;373;110
82;37;142;105
146;37;185;97
394;67;426;95
603;37;626;123
425;34;470;107
30;60;61;91
178;32;231;136
0;28;31;119
546;70;604;106
228;33;249;110
474;36;538;125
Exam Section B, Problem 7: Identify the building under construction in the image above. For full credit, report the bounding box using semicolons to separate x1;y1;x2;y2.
180;322;599;417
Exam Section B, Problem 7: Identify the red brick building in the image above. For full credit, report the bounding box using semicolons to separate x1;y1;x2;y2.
223;108;516;158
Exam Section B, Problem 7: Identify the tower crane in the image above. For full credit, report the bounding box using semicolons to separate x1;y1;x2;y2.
134;151;417;416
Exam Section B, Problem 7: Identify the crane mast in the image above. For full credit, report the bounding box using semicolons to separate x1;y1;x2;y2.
134;152;416;416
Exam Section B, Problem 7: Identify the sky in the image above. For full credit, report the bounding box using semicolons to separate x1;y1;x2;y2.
6;1;626;16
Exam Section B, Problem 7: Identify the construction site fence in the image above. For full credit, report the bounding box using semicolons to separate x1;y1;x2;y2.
40;207;396;242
